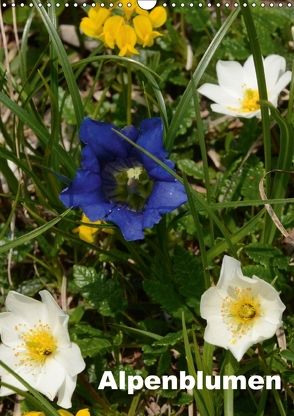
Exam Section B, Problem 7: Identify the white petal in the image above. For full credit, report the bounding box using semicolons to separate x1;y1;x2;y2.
52;316;71;349
200;287;224;320
198;84;239;107
264;55;286;89
0;344;18;377
39;291;71;348
216;60;244;97
253;277;286;311
217;255;243;290
55;343;85;377
229;336;255;362
0;344;30;395
0;373;27;396
0;313;26;347
243;55;258;89
269;71;292;99
5;291;45;323
203;317;231;350
210;104;260;119
57;375;77;409
35;358;66;400
251;317;281;343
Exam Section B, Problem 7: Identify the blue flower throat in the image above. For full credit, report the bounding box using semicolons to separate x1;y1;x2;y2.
102;159;154;212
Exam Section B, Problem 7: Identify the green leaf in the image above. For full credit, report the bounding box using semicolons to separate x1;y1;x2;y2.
3;7;31;24
73;266;127;317
32;1;83;125
152;331;183;347
76;338;111;358
73;265;97;288
167;8;239;149
240;160;265;200
173;247;205;304
177;159;215;180
244;243;288;269
0;209;71;255
281;350;294;363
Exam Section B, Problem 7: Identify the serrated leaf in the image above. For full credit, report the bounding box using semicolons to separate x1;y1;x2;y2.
245;244;288;270
157;351;171;375
76;338;111;358
144;278;185;318
173;247;205;303
153;331;183;347
177;159;205;180
73;266;127;317
240;160;264;200
72;323;104;338
87;277;127;317
176;392;194;406
73;265;97;288
242;265;271;281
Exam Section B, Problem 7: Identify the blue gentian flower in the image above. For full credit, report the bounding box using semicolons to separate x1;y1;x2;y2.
60;117;187;241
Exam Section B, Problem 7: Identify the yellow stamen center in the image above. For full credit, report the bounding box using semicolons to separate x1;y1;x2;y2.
18;324;57;366
126;166;143;181
221;287;262;344
240;89;260;112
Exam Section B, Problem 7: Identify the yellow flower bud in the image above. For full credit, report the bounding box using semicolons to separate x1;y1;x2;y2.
149;6;167;28
58;410;74;416
80;6;111;38
101;15;124;49
133;15;161;47
23;413;46;416
76;410;91;416
116;24;139;57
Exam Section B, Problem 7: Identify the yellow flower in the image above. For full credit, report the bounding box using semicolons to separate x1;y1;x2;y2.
58;410;90;416
80;3;166;56
80;6;110;38
76;411;90;416
133;15;161;47
24;410;90;416
100;15;124;49
23;413;45;416
118;0;137;20
149;6;167;28
58;411;73;416
74;214;102;243
116;24;139;57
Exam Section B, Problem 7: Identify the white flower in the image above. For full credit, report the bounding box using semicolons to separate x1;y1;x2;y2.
0;290;85;408
200;255;286;361
198;55;291;118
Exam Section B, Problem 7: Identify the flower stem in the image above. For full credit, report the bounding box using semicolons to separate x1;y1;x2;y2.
240;2;271;194
192;85;214;245
223;352;235;416
127;63;132;125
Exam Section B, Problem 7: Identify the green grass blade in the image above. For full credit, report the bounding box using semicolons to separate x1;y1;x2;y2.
0;361;60;416
167;8;239;150
32;1;83;125
0;92;75;175
241;2;271;193
73;55;168;129
0;209;71;255
182;313;214;416
183;175;210;289
207;209;265;261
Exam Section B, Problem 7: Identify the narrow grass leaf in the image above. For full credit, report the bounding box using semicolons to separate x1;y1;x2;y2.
0;361;60;416
0;209;71;255
167;8;239;149
32;1;84;125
